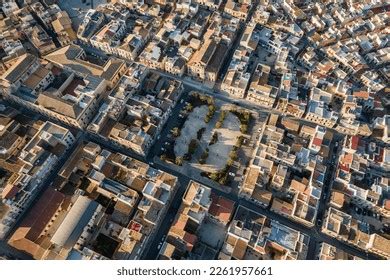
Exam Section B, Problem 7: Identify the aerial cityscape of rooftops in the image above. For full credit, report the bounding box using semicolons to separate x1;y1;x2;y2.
0;0;388;261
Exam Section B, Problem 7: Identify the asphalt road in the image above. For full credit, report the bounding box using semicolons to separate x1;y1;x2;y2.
30;4;61;48
0;28;385;260
142;168;381;260
1;78;382;261
77;39;355;138
141;162;381;260
217;0;259;83
315;133;345;225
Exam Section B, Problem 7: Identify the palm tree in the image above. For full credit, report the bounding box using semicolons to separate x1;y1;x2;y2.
171;127;181;137
186;103;193;112
160;154;167;161
175;156;183;166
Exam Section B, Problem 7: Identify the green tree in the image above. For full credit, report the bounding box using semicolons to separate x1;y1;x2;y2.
219;110;227;122
209;173;219;181
191;91;200;99
229;150;238;161
199;150;209;164
206;96;215;105
227;158;234;167
188;139;198;154
244;112;251;121
171;127;181;137
240;124;248;133
186;103;193;112
160;154;167;161
175;156;183;166
236;136;244;147
218;174;228;185
200;94;208;102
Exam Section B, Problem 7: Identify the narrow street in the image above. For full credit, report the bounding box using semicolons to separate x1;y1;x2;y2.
216;0;260;84
0;73;381;261
0;5;385;260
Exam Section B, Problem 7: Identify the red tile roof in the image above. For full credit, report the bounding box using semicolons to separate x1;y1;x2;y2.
351;135;360;150
208;193;235;223
63;78;86;97
353;91;369;99
312;137;323;147
339;163;350;172
375;148;384;163
16;188;65;242
129;220;142;232
183;232;197;251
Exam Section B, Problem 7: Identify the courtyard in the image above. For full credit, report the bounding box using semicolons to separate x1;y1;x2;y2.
174;104;242;173
156;91;261;189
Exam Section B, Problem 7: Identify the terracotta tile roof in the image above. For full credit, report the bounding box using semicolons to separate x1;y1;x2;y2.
209;193;235;223
290;179;307;193
351;135;360;150
353;91;369;99
8;188;65;258
312;137;323;147
183;232;197;251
